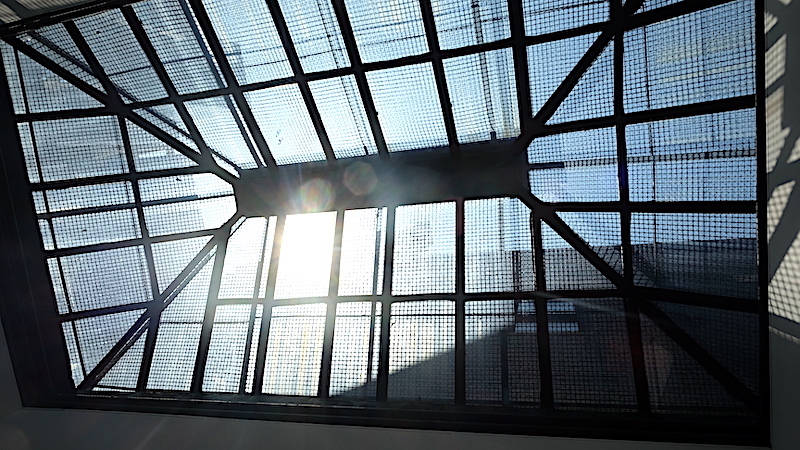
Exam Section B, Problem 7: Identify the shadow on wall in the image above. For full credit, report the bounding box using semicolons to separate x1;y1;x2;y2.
766;0;800;448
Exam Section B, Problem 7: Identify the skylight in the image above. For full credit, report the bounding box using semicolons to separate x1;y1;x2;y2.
0;0;766;443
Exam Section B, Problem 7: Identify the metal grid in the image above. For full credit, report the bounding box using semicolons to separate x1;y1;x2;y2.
626;109;757;202
464;198;534;293
366;62;448;152
388;300;455;401
0;0;767;442
523;0;609;37
443;48;519;143
245;84;327;165
392;202;456;295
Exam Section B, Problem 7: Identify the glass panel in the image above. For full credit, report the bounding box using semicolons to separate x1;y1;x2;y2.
218;217;269;298
631;213;758;298
392;202;456;295
16;51;102;112
627;109;757;201
624;0;755;112
262;303;326;395
274;211;337;299
432;0;510;50
523;0;609;37
548;43;613;124
338;208;386;296
245;85;326;165
277;0;349;72
143;196;236;236
200;0;291;84
76;9;168;101
185;95;259;168
133;0;225;94
527;32;597;117
309;76;377;158
388;300;454;401
203;304;250;392
465;198;534;293
344;0;427;63
330;301;381;397
444;48;518;143
541;222;615;289
367;63;448;152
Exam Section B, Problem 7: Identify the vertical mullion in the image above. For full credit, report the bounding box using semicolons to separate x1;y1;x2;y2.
186;0;278;167
118;118;162;391
252;214;286;394
530;213;553;409
319;209;345;397
613;0;651;414
454;199;465;403
266;0;335;162
330;0;389;158
238;219;271;393
365;208;384;386
754;0;769;429
190;231;229;392
508;0;531;134
376;205;396;401
418;0;459;153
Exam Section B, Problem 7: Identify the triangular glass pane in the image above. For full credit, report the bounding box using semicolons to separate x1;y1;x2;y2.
22;24;106;91
655;301;759;392
557;212;622;273
640;313;751;414
73;309;145;375
548;42;614;124
96;331;146;391
219;217;269;299
17;52;103;113
134;104;200;153
541;222;615;290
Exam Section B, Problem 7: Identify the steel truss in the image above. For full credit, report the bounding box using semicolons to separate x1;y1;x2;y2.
0;0;767;445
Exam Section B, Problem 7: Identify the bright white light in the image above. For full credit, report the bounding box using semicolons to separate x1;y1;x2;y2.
273;211;337;299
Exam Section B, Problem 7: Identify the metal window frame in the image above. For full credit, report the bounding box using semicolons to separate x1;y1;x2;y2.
0;0;768;445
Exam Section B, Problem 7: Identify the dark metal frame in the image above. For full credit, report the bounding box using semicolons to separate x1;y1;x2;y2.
0;0;768;445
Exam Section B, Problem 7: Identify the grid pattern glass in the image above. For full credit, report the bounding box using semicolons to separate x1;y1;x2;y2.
75;9;168;102
392;202;456;295
262;303;326;396
245;84;327;164
465;198;534;293
541;222;615;290
631;213;758;298
338;208;386;296
366;63;448;152
330;301;381;397
443;48;519;143
627;109;757;202
343;0;428;63
465;300;540;404
431;0;510;50
523;0;609;37
527;33;597;117
277;0;349;73
623;0;755;112
184;95;259;168
309;75;377;158
203;304;250;392
200;0;292;84
388;300;454;401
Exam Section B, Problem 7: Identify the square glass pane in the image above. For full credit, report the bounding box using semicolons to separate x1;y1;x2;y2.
523;0;608;37
330;302;381;397
392;202;456;295
274;211;337;299
444;48;518;143
200;0;291;84
338;208;386;296
262;303;326;395
309;76;377;158
367;63;448;152
245;84;326;165
185;95;259;168
133;0;225;94
344;0;427;63
432;0;510;50
278;0;349;72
